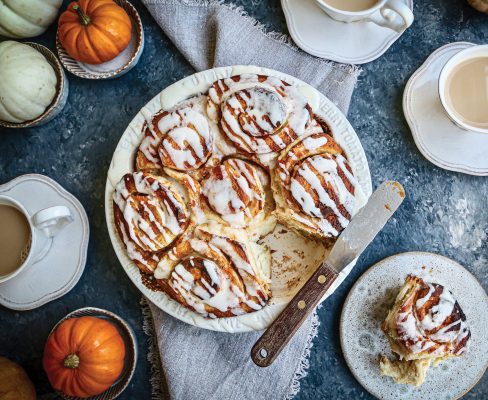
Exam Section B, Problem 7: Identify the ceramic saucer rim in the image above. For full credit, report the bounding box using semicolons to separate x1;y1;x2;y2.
281;0;413;64
0;174;89;310
403;41;488;176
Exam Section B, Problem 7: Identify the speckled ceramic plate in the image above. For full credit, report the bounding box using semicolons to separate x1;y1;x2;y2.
48;307;137;400
105;65;372;333
340;252;488;399
403;42;488;176
281;0;413;64
0;174;89;310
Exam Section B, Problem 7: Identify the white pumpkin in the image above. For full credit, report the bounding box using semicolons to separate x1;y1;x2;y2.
0;41;58;123
0;0;63;39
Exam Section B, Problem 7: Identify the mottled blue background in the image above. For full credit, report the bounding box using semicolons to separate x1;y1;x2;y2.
0;0;486;399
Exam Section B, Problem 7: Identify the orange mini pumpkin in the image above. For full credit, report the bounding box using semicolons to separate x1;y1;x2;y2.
58;0;132;64
43;316;126;398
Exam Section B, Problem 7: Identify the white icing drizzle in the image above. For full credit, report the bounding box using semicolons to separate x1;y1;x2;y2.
156;232;269;317
113;172;188;254
158;107;212;170
276;132;360;238
210;235;266;305
201;159;264;227
207;74;313;154
138;98;213;170
395;276;470;356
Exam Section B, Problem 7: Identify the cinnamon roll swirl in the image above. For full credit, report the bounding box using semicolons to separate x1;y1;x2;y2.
113;171;190;273
154;224;271;318
137;98;215;174
272;132;360;240
200;158;276;238
380;275;471;386
207;74;323;155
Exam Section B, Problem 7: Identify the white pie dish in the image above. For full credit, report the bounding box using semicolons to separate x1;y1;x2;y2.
105;65;372;332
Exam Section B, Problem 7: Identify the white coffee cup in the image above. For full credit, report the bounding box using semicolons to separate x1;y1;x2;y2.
438;44;488;134
315;0;414;33
0;195;73;283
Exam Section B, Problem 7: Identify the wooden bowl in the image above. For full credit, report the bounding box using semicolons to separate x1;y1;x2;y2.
56;0;144;80
0;43;69;129
47;307;137;400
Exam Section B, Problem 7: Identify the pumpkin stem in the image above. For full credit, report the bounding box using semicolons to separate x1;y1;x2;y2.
73;5;91;26
63;354;80;369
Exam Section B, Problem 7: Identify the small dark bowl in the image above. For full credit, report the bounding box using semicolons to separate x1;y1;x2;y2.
47;307;137;400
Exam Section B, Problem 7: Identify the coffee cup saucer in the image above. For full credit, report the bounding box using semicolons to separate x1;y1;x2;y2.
0;174;89;310
281;0;413;64
403;42;488;176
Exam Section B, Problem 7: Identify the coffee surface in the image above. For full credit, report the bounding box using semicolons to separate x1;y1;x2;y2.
445;57;488;129
0;205;32;277
323;0;378;12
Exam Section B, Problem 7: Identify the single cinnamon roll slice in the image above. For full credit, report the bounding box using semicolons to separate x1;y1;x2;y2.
113;171;190;273
207;74;323;155
154;224;271;318
137;97;216;175
200;158;276;239
380;275;471;386
272;131;360;240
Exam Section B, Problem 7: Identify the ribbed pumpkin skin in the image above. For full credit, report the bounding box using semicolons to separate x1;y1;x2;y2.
58;0;132;64
0;41;57;123
43;316;126;398
0;0;62;39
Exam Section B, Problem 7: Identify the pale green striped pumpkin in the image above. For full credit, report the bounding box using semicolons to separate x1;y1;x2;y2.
0;0;62;38
0;41;57;123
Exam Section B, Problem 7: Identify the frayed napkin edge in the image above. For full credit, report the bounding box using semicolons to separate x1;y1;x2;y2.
143;0;362;79
285;310;321;400
141;297;166;400
141;297;322;400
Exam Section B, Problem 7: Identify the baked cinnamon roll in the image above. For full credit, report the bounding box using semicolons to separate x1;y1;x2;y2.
380;275;471;386
154;224;271;318
113;171;191;273
200;158;276;239
207;74;324;155
272;132;360;240
137;98;216;175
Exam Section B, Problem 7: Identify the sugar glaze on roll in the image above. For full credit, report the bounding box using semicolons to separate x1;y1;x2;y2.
114;73;365;318
380;274;471;386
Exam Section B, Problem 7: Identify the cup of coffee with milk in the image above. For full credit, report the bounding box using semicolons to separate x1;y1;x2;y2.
315;0;414;32
439;45;488;134
0;196;73;283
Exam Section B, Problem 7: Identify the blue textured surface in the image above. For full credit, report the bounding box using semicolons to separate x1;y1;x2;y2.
0;1;487;399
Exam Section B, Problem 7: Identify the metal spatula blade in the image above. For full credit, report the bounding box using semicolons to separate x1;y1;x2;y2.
251;181;405;367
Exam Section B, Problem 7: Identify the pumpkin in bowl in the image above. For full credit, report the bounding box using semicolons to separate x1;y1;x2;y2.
0;356;36;400
58;0;132;64
43;316;126;398
0;41;58;124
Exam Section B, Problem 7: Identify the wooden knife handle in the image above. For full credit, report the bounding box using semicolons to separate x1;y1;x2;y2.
251;263;338;367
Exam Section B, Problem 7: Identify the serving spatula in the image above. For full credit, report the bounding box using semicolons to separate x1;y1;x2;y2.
251;181;405;367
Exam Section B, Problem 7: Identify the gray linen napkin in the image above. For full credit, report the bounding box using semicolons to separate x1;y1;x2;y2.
140;1;360;399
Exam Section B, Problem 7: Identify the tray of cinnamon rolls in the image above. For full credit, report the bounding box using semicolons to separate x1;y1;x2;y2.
105;65;372;332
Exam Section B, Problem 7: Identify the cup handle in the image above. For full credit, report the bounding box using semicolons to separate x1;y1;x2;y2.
368;0;414;33
31;206;73;264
